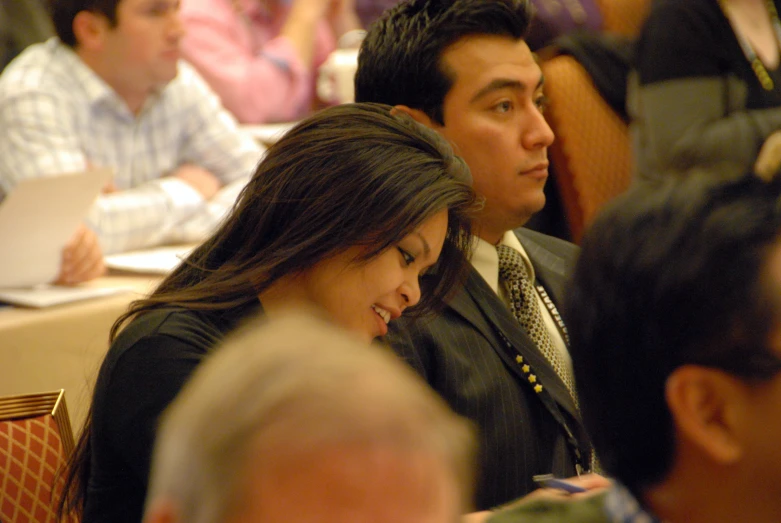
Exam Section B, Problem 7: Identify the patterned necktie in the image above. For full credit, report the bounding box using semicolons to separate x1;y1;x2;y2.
496;244;579;408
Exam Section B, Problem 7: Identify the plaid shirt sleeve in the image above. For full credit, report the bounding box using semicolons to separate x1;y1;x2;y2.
166;63;263;245
0;86;230;255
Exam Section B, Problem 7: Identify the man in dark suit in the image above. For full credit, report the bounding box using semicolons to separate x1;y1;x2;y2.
355;0;593;510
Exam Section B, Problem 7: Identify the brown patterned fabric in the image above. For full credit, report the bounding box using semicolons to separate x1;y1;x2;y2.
542;54;632;243
0;394;76;523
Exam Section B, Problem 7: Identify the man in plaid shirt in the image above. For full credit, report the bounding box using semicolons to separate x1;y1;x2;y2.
0;0;262;283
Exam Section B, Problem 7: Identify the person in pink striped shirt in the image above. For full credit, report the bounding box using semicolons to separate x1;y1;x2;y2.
180;0;361;123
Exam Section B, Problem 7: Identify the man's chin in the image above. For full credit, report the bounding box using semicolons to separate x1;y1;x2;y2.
529;194;547;214
157;64;179;85
515;197;547;227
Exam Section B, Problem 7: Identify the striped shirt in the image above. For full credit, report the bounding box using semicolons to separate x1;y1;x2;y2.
0;38;263;254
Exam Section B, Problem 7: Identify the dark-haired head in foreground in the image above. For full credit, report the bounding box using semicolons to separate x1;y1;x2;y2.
59;102;476;523
564;170;781;523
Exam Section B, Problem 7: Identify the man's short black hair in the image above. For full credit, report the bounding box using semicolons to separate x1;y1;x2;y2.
566;170;781;496
48;0;120;47
355;0;532;125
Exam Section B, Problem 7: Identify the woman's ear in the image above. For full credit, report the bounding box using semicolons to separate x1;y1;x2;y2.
391;105;438;129
665;365;745;464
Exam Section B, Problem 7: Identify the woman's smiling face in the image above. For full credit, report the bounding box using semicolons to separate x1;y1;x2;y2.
297;210;449;343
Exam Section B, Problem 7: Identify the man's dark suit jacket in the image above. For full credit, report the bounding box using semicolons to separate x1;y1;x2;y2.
386;228;593;511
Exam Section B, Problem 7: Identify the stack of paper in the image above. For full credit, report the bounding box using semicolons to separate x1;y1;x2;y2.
0;169;125;307
104;245;194;275
0;285;132;308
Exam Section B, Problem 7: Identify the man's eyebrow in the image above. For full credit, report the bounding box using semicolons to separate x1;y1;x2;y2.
469;75;546;104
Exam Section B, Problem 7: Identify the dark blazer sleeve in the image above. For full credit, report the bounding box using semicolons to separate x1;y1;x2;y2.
86;311;227;523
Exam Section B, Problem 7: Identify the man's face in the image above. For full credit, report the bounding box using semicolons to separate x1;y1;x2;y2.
230;444;462;523
97;0;184;94
433;35;554;244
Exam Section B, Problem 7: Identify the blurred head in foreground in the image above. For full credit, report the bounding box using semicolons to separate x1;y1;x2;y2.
566;170;781;523
143;312;476;523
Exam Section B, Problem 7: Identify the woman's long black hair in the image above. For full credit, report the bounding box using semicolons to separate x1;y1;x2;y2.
58;102;477;519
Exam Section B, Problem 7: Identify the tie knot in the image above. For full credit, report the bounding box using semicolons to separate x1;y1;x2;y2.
497;244;530;283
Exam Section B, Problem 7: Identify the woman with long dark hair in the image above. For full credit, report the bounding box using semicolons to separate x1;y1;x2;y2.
59;103;476;523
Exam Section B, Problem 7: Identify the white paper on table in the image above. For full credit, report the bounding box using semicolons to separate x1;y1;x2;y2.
240;122;297;144
0;168;112;288
104;245;194;275
0;285;132;308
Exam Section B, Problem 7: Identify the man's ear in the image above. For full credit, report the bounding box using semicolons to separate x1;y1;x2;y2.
73;10;109;51
666;365;744;464
142;498;180;523
391;105;439;129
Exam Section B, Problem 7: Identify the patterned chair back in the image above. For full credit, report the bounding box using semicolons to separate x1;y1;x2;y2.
0;390;77;523
541;54;633;243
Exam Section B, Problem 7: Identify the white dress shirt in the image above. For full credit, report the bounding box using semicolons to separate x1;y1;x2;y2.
471;230;573;372
0;38;264;254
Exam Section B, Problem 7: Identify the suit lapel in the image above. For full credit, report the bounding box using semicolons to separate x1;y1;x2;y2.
448;231;581;421
518;230;570;305
447;269;580;422
515;229;581;419
444;231;591;468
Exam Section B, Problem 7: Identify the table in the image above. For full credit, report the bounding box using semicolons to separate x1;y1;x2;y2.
0;274;161;434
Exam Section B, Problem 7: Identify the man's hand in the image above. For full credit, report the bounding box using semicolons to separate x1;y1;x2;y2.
174;164;221;200
56;224;106;285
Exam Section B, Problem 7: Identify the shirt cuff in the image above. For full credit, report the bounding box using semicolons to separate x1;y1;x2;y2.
155;176;205;220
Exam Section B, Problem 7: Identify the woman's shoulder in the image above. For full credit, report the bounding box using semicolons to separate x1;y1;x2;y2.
91;301;260;401
103;303;257;372
112;307;221;355
92;304;259;410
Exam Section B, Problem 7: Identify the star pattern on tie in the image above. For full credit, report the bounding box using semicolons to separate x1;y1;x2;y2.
497;244;579;409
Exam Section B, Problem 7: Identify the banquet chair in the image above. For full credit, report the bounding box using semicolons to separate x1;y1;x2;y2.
0;389;77;523
541;54;633;243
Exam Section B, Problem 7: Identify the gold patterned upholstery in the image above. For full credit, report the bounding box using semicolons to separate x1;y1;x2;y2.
542;54;632;243
0;390;77;523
